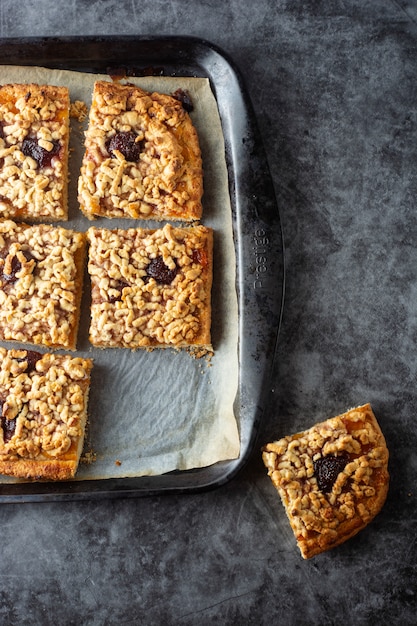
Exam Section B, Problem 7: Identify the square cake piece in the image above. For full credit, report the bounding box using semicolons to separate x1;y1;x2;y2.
0;220;86;350
0;348;93;480
87;223;213;351
262;404;389;559
0;83;70;222
78;80;203;221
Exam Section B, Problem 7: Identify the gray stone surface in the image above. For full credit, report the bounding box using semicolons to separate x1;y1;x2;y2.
0;0;416;624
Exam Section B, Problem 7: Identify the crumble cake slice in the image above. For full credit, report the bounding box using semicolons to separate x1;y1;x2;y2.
0;220;86;350
0;348;93;480
87;223;213;351
262;404;389;559
0;83;70;222
78;80;203;221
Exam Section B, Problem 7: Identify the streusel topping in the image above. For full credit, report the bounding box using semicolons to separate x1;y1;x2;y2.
0;348;92;460
87;223;213;349
78;80;203;221
262;405;389;549
0;220;86;349
0;83;70;221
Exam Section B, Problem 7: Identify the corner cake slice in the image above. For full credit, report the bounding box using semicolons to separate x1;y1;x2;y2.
0;83;70;222
262;404;389;558
0;348;93;480
78;80;203;221
87;223;213;351
0;220;86;350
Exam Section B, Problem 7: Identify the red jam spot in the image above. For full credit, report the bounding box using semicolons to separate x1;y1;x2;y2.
172;88;194;112
106;131;143;162
22;138;61;168
2;255;22;284
0;403;16;443
1;251;35;285
17;350;43;373
146;256;178;284
192;248;208;268
108;280;130;303
313;454;349;493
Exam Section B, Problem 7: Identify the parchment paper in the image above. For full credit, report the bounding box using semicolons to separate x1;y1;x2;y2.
0;65;240;480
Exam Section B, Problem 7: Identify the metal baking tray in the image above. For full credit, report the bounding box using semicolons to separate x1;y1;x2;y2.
0;35;284;502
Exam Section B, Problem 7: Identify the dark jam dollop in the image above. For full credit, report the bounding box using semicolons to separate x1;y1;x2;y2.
22;138;61;168
108;280;130;303
172;88;194;113
17;350;43;373
146;256;178;284
106;131;143;162
1;416;16;443
313;454;349;493
2;255;22;285
0;401;16;443
1;250;35;285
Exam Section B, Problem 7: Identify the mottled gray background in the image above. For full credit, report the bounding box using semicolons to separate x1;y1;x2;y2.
1;1;416;624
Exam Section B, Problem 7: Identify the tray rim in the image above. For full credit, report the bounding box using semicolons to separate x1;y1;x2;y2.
0;34;285;502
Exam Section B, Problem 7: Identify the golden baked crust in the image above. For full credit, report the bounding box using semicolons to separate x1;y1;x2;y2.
78;80;203;221
262;404;389;559
0;220;86;350
0;348;93;480
87;223;213;351
0;83;70;222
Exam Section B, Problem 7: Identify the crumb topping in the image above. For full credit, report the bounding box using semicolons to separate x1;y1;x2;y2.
87;223;213;349
78;80;203;221
262;404;389;557
0;220;86;349
0;348;92;461
70;99;88;122
0;83;70;221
